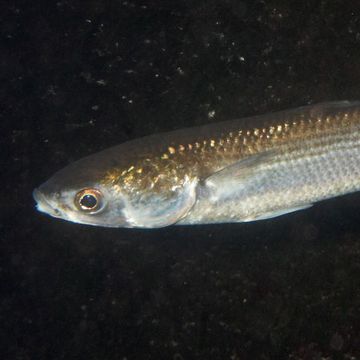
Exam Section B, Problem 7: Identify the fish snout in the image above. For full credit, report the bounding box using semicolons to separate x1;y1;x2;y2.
33;188;62;218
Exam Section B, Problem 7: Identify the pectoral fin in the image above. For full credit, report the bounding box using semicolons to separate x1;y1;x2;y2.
204;151;277;201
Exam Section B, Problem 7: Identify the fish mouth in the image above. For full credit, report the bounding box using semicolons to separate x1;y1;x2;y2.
33;188;62;218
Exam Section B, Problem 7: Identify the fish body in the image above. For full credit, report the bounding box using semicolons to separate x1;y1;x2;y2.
33;101;360;228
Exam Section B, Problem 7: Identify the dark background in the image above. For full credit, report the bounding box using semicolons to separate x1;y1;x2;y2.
2;0;360;359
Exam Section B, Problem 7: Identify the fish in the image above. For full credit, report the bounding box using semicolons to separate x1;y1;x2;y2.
33;101;360;228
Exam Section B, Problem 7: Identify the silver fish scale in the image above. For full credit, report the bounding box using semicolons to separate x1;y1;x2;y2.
180;130;360;224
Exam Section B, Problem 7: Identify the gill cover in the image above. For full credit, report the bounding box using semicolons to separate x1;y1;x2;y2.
122;177;198;228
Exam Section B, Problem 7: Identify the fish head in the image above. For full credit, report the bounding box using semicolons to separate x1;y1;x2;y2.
33;144;198;228
33;183;123;227
32;154;130;228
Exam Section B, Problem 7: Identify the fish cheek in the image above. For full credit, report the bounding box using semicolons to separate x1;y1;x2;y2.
66;205;117;227
123;179;198;228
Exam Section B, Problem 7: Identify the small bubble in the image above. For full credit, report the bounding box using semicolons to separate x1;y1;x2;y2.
208;110;216;118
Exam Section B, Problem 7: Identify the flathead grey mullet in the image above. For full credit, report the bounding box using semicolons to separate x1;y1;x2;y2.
33;101;360;228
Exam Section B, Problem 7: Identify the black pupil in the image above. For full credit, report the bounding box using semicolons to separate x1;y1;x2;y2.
80;194;97;209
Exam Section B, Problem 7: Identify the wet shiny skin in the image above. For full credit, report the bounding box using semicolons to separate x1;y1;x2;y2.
34;101;360;228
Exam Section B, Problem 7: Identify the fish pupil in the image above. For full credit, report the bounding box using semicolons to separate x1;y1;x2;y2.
80;194;97;209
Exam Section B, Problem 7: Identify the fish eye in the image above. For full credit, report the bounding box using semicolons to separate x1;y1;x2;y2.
75;188;104;213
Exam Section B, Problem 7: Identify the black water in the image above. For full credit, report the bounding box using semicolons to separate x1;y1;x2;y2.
2;1;360;359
